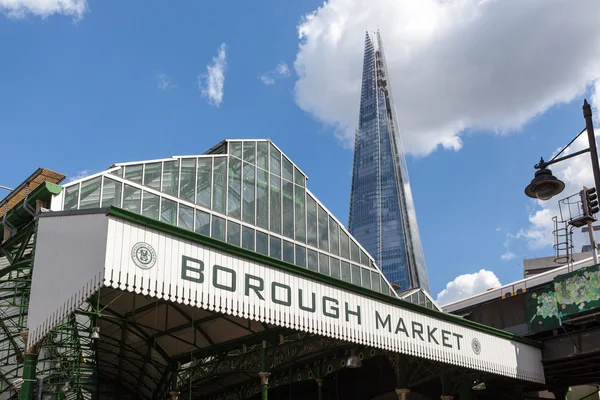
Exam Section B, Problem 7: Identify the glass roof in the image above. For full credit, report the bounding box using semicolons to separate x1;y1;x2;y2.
55;139;396;296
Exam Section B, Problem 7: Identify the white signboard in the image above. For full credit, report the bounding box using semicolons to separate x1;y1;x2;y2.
28;211;545;383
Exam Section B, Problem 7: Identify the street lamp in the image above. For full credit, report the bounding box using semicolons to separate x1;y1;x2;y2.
0;185;12;192
525;100;600;201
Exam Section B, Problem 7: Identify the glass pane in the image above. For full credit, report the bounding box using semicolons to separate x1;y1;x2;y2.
180;159;196;203
360;249;370;266
64;185;79;210
162;160;179;197
143;163;161;190
294;167;305;187
256;231;268;255
79;177;101;209
317;205;329;251
339;230;350;260
306;195;318;247
243;141;256;164
228;156;241;219
269;175;281;234
318;253;329;275
211;158;225;212
350;241;360;263
282;181;294;239
282;240;294;264
295;245;306;268
295;187;306;243
211;215;226;242
195;210;210;236
257;142;268;171
123;185;141;214
380;277;388;294
328;217;339;255
351;264;361;286
160;198;177;225
230;141;242;158
282;157;293;182
111;167;122;177
102;178;122;208
341;261;351;283
330;257;340;279
124;164;142;184
242;163;255;224
269;236;281;260
269;143;281;177
178;204;194;231
142;191;160;220
196;158;212;208
242;226;254;251
227;221;241;246
371;271;381;292
256;169;269;230
361;268;371;289
307;249;318;272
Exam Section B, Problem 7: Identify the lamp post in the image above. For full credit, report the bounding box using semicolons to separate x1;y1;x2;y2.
525;99;599;263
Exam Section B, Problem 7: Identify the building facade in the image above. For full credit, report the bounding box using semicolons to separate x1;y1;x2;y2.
349;31;430;292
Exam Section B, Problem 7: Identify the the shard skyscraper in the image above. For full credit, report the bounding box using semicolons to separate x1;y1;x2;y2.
348;31;430;293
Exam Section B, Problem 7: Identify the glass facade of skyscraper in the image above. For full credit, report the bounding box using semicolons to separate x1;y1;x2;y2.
349;31;430;293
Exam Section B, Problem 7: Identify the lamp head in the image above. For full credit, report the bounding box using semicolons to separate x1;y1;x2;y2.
345;349;362;369
525;165;565;201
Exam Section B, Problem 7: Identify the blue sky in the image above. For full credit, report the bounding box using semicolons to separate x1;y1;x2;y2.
1;0;599;303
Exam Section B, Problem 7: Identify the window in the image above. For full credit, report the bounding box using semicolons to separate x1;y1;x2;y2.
227;221;241;246
79;177;101;209
350;241;360;263
360;249;370;266
195;210;210;236
328;217;339;255
143;163;161;190
294;167;305;187
269;236;281;260
228;156;242;219
180;159;196;203
142;192;160;220
361;268;371;289
242;226;254;251
211;158;226;213
123;185;141;214
124;164;142;184
269;175;281;234
269;143;281;177
319;253;329;275
341;261;351;283
339;230;350;260
283;240;294;264
257;142;268;171
242;163;255;224
330;257;341;279
256;231;268;255
306;195;318;247
64;185;79;210
101;178;122;208
160;198;177;225
317;205;329;251
295;187;306;243
282;181;294;239
256;169;269;230
243;141;256;164
282;157;293;182
307;249;318;272
295;245;306;268
178;204;194;231
211;215;226;242
351;264;361;286
371;271;381;292
162;160;179;197
230;141;242;158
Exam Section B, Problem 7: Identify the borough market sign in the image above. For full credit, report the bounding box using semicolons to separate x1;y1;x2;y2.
28;209;545;384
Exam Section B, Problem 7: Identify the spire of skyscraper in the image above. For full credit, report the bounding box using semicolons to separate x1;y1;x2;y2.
348;31;430;293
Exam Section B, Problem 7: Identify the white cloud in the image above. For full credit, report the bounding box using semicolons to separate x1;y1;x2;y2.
500;251;516;261
68;170;91;183
260;62;292;85
198;43;227;107
0;0;87;19
436;269;501;306
294;0;600;156
156;73;174;91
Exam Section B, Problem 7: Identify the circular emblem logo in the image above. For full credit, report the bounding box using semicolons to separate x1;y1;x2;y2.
131;242;156;270
471;338;481;355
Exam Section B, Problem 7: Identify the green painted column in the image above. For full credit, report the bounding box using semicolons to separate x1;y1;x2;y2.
18;353;39;400
259;340;270;400
316;379;324;400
